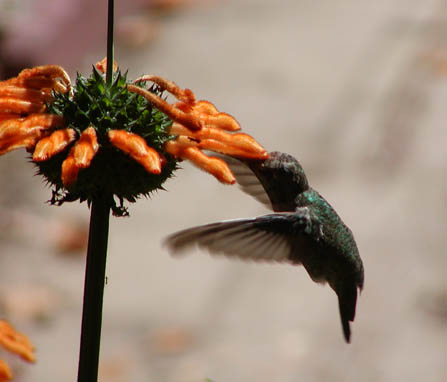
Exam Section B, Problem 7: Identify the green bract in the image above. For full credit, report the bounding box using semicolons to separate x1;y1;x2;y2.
36;67;178;216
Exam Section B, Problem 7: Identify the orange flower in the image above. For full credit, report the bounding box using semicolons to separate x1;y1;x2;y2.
0;320;35;381
0;60;268;195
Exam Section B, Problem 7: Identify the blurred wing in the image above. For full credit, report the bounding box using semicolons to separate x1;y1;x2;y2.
221;156;272;210
214;154;298;212
164;214;306;263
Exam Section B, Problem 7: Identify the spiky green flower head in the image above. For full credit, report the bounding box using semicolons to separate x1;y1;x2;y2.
37;67;178;216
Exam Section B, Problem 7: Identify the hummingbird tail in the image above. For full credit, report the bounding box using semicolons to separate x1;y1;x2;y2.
337;282;358;343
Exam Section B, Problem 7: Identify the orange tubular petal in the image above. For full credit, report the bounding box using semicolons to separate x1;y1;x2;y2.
0;321;35;363
192;101;240;131
21;114;65;130
198;138;267;159
205;133;268;159
127;85;203;131
0;114;64;155
0;136;40;155
174;101;241;132
164;137;195;157
108;129;162;174
192;100;219;115
0;359;13;380
33;128;76;161
17;65;71;93
133;75;196;104
95;57;118;74
0;113;16;123
0;85;51;103
61;154;79;187
16;77;67;94
200;112;241;131
73;127;99;168
0;98;45;114
0;114;64;139
169;123;268;159
180;146;235;184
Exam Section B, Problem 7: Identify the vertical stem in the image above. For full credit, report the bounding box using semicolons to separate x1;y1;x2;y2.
106;0;114;85
77;196;110;382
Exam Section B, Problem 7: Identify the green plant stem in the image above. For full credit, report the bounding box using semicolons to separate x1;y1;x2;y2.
77;195;110;382
106;0;114;85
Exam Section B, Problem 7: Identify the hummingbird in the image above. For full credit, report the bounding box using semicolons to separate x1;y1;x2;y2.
164;151;364;343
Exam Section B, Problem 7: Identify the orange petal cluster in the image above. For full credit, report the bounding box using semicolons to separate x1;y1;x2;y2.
0;320;35;381
128;77;268;184
0;65;70;155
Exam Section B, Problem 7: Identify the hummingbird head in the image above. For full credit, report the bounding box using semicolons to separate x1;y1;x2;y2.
247;151;309;211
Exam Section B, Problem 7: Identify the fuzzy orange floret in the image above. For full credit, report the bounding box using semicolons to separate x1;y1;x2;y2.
60;127;99;187
0;98;46;114
0;85;52;104
175;100;241;132
169;123;267;159
108;129;162;174
72;127;99;168
33;128;76;161
165;138;236;184
0;114;65;155
61;154;79;187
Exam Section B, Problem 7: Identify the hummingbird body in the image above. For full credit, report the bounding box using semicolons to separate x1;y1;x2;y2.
165;151;364;342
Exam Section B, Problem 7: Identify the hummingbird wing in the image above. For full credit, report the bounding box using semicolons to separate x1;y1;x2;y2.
164;211;311;263
219;156;273;210
215;153;304;212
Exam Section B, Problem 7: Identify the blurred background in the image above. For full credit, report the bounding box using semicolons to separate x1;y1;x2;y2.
0;0;445;381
